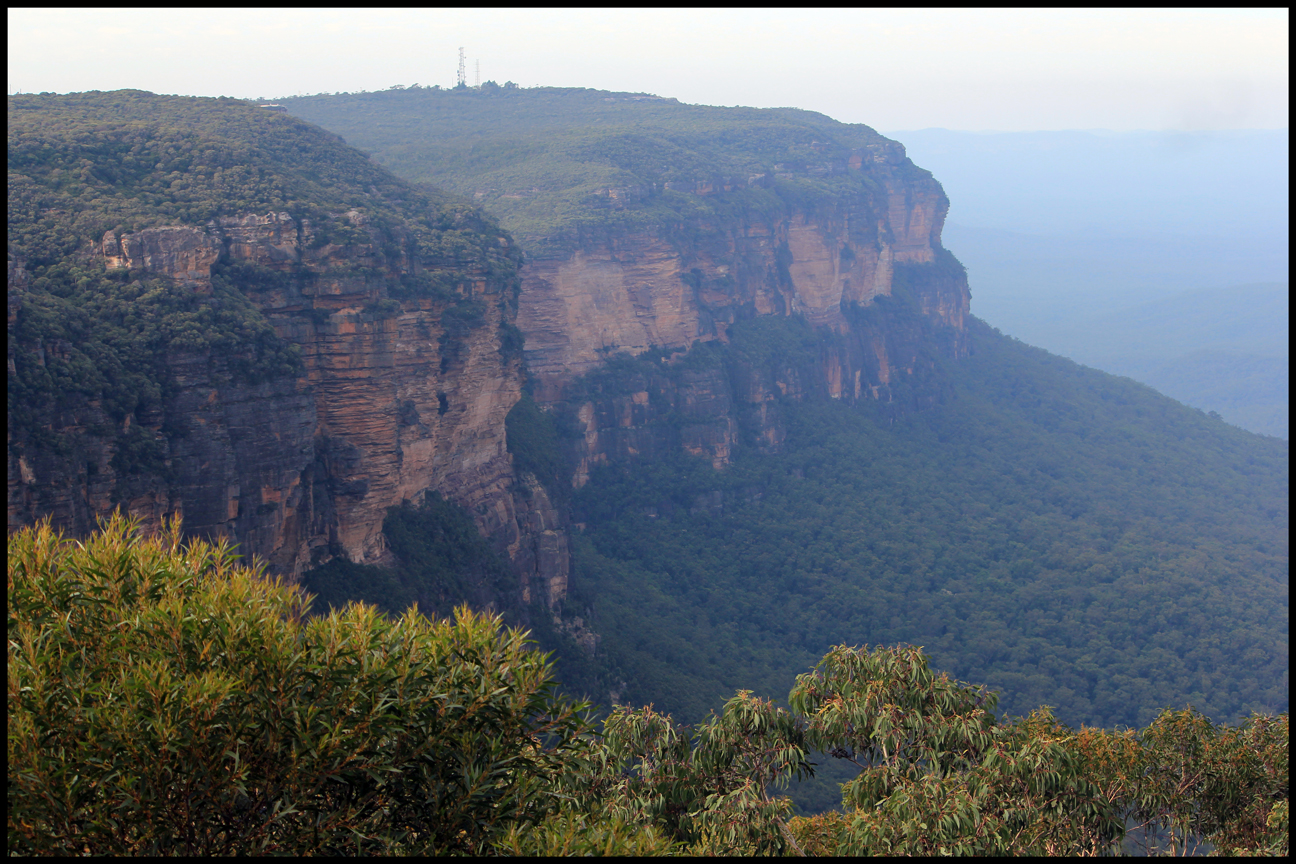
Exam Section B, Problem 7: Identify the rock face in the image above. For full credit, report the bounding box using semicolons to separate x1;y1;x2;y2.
9;123;970;617
520;144;966;400
518;143;971;478
508;472;569;607
9;211;560;605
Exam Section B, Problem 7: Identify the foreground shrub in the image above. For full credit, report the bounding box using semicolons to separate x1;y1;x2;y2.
1065;707;1290;856
789;644;1125;855
552;692;813;856
9;513;1286;856
786;644;1288;856
492;806;680;856
8;514;588;855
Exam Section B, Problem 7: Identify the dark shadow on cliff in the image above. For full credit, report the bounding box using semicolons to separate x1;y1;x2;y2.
300;493;520;622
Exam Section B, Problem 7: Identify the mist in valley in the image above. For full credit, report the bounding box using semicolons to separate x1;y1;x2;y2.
888;128;1289;438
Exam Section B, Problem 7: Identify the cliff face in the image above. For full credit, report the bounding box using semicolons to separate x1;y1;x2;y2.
520;143;965;399
8;211;560;603
519;143;971;478
9;90;973;620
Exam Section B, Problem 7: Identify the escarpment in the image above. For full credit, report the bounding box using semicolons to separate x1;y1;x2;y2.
277;87;972;480
520;147;971;478
519;144;967;402
6;91;563;608
9;212;544;585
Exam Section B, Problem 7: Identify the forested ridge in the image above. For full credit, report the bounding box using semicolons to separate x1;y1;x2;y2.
8;90;503;263
275;85;926;257
7;90;516;370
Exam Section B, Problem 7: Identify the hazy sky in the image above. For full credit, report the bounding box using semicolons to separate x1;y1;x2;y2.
8;8;1289;131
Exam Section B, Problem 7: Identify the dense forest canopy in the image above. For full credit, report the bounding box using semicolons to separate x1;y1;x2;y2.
275;86;932;257
7;90;500;268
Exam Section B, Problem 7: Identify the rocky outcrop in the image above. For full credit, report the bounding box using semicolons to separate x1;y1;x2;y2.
101;226;223;289
8;211;567;604
507;472;569;607
518;143;967;406
519;144;971;477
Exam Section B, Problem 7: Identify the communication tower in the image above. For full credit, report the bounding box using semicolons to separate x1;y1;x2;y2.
457;47;466;88
475;60;480;89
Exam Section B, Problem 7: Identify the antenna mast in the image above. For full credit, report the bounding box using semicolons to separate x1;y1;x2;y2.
457;47;466;88
475;59;480;88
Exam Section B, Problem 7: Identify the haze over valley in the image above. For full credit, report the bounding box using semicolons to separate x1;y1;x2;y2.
890;128;1289;438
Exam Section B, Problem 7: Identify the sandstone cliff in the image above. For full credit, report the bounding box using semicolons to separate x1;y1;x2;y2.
517;142;971;479
267;86;976;604
9;89;972;622
8;211;562;605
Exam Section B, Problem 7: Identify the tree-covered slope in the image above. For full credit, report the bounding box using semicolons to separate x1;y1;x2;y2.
275;86;926;257
560;316;1287;737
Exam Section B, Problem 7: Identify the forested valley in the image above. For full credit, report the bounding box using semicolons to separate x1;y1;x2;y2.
8;87;1288;854
556;314;1286;734
277;86;1286;820
306;311;1288;817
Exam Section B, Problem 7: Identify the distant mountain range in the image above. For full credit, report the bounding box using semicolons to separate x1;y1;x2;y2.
1039;282;1288;438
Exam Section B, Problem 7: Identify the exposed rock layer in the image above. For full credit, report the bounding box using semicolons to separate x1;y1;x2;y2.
9;213;561;605
10;137;971;616
519;147;965;401
517;147;971;477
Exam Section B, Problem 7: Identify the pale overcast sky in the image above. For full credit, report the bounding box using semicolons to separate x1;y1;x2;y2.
7;8;1289;131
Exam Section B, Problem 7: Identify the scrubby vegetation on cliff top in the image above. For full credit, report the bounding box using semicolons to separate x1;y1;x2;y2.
7;91;519;494
8;89;508;267
276;85;932;257
9;516;1287;855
